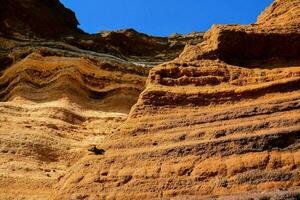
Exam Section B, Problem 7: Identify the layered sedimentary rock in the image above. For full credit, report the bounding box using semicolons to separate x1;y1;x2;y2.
0;39;149;199
0;0;203;199
68;29;204;62
56;56;300;199
180;25;300;67
1;0;300;199
55;0;300;199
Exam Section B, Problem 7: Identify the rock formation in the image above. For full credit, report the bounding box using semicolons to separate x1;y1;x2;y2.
0;0;81;38
0;18;149;200
257;0;300;26
0;0;202;199
54;0;300;199
69;29;204;62
0;0;299;199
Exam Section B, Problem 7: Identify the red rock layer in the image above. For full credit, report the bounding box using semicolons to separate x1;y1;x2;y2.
0;51;147;111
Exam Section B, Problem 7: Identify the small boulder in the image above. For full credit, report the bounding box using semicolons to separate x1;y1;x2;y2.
88;146;105;155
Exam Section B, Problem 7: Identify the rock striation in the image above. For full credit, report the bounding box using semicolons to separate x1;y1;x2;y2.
69;29;204;62
0;0;300;199
0;0;203;199
55;0;300;199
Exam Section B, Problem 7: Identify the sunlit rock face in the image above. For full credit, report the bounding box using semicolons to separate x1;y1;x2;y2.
1;0;300;199
55;0;300;199
257;0;300;26
0;0;204;199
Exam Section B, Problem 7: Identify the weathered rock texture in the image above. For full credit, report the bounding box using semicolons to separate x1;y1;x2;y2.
54;0;300;199
0;0;203;199
257;0;300;26
0;27;149;200
69;29;204;62
1;0;300;199
180;25;300;67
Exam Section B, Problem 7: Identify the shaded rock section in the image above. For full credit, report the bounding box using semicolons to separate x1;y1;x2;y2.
67;29;204;62
0;0;82;38
180;25;300;67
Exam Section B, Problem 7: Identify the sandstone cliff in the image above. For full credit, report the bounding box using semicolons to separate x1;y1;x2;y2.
54;0;300;199
0;0;203;199
1;0;300;199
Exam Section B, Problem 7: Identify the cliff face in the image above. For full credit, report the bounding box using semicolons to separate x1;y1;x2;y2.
1;0;300;199
55;0;300;199
0;0;203;199
0;25;150;200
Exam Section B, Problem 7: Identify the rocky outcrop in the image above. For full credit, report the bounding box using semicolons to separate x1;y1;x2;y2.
0;0;82;38
180;24;300;67
0;0;203;62
67;29;204;62
54;0;300;199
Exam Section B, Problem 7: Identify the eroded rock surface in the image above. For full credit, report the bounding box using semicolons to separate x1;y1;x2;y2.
257;0;300;26
0;0;203;199
54;0;300;199
1;0;300;199
0;37;148;199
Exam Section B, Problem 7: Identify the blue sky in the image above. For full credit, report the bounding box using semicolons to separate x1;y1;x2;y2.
60;0;273;36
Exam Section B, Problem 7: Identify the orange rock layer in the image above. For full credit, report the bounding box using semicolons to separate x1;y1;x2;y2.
257;0;300;26
55;0;300;199
0;0;300;199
